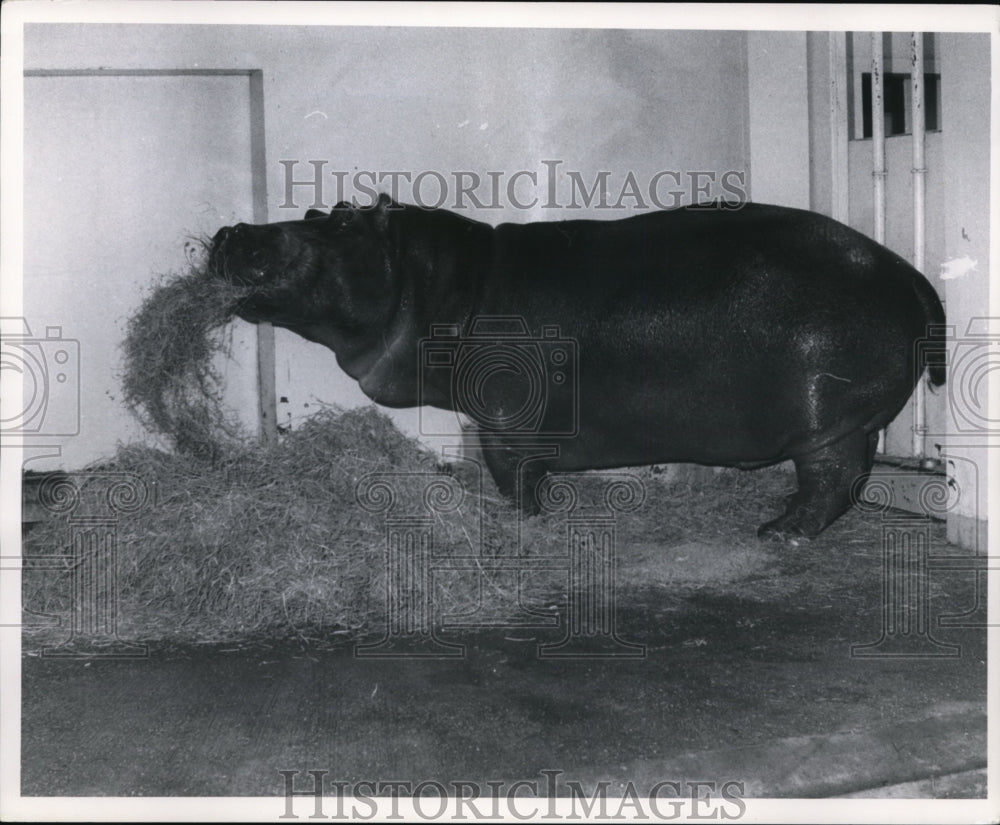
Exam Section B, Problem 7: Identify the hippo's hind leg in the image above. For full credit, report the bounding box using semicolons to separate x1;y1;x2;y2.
758;429;878;540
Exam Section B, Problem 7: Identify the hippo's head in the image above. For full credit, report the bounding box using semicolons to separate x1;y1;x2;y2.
208;194;399;372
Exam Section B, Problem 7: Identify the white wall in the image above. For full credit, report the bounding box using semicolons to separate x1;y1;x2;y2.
939;33;992;552
746;31;810;209
24;24;749;456
20;72;259;471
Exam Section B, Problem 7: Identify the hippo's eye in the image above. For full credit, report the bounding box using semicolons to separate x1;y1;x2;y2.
332;211;357;232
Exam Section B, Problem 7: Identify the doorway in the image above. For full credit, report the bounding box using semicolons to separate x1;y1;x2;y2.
21;70;267;470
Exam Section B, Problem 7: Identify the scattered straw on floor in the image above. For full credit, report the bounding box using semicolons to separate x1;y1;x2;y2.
22;428;803;647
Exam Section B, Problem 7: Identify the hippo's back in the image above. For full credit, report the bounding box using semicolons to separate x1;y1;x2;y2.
482;202;944;466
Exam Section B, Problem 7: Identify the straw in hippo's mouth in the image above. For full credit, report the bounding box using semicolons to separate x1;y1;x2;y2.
121;262;254;457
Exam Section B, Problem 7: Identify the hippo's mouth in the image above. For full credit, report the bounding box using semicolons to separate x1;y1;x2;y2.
208;223;293;289
208;242;271;288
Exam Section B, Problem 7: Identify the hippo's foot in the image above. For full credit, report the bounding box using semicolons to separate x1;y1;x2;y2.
757;429;878;541
757;507;829;541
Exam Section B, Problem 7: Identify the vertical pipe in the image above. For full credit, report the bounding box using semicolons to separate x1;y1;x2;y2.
740;33;752;201
871;32;887;245
249;70;278;446
829;32;849;223
871;32;887;453
911;35;926;273
910;33;928;458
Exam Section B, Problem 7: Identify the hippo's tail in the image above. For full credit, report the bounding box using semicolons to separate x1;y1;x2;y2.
913;273;947;388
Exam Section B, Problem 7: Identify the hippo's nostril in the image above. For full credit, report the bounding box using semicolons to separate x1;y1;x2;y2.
211;226;232;251
208;227;237;279
213;223;251;246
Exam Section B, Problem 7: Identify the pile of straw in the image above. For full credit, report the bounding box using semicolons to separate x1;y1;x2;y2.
24;405;549;643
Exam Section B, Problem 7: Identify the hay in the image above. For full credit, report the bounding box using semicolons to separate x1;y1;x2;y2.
23;406;547;644
121;260;253;458
23;434;803;647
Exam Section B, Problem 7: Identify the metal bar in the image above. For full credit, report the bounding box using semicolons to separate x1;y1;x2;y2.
829;32;849;223
248;70;278;446
24;69;256;77
740;33;753;200
871;32;887;245
910;35;927;274
871;32;887;454
910;33;928;458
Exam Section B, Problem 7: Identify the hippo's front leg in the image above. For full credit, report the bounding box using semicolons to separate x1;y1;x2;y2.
479;438;555;515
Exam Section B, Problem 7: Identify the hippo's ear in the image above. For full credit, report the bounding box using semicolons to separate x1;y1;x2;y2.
373;192;398;232
304;208;327;220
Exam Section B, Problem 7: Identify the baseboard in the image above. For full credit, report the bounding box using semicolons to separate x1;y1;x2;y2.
946;511;989;554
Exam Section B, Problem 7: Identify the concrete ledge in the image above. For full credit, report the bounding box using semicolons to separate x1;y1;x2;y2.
836;767;987;799
567;702;986;798
947;512;989;555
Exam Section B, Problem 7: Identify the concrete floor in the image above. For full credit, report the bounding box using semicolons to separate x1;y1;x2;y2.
21;534;988;800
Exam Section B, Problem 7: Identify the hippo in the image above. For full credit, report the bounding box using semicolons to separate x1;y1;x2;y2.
209;193;946;539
